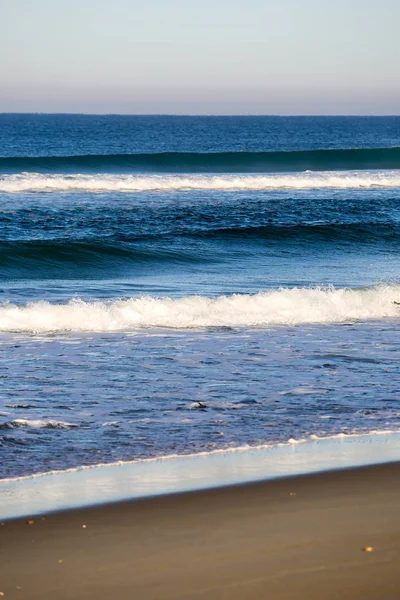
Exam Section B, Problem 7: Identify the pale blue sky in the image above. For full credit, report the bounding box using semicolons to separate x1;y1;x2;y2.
1;0;399;114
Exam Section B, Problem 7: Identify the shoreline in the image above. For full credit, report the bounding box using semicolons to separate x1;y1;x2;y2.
1;430;400;521
1;461;400;599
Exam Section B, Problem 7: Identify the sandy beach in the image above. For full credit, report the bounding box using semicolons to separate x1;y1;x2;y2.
1;461;399;599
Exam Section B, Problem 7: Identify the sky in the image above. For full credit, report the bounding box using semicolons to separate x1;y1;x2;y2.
1;0;399;115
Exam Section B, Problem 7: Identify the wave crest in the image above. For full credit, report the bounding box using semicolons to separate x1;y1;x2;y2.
1;170;400;193
0;286;399;332
1;147;400;174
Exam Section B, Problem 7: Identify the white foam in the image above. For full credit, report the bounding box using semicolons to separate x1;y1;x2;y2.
0;419;78;429
1;170;400;193
0;285;399;332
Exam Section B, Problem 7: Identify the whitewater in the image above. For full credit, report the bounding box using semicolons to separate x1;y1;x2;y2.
0;285;399;332
2;170;400;193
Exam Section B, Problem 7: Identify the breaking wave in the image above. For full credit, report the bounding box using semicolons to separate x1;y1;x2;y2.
0;285;399;332
2;170;400;193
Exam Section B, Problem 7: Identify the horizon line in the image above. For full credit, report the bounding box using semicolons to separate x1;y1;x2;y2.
1;112;400;118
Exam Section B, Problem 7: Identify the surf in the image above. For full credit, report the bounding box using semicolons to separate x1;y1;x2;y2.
0;285;399;332
2;170;400;193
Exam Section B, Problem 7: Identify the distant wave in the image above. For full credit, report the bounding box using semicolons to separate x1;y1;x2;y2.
1;147;400;175
0;224;397;278
0;241;205;265
2;170;400;193
0;286;399;332
0;224;398;278
0;241;208;278
192;223;400;242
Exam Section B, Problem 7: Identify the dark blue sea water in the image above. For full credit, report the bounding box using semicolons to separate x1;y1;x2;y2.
1;115;400;479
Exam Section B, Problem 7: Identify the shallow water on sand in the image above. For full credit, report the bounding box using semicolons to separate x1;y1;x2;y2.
1;319;400;478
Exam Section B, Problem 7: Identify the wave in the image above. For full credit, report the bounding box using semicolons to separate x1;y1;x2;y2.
0;171;400;194
0;241;207;278
0;226;396;278
194;223;400;242
0;286;399;332
0;240;204;262
1;147;400;175
2;170;400;193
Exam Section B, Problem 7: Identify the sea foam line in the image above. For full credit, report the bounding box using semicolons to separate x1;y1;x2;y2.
0;285;399;332
1;429;399;484
1;170;400;193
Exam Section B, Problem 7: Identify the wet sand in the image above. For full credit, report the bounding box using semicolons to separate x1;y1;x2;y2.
1;462;400;599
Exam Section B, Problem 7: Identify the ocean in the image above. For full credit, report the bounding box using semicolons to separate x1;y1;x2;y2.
1;114;400;480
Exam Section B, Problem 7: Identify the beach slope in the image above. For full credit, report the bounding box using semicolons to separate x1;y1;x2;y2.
1;462;400;599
